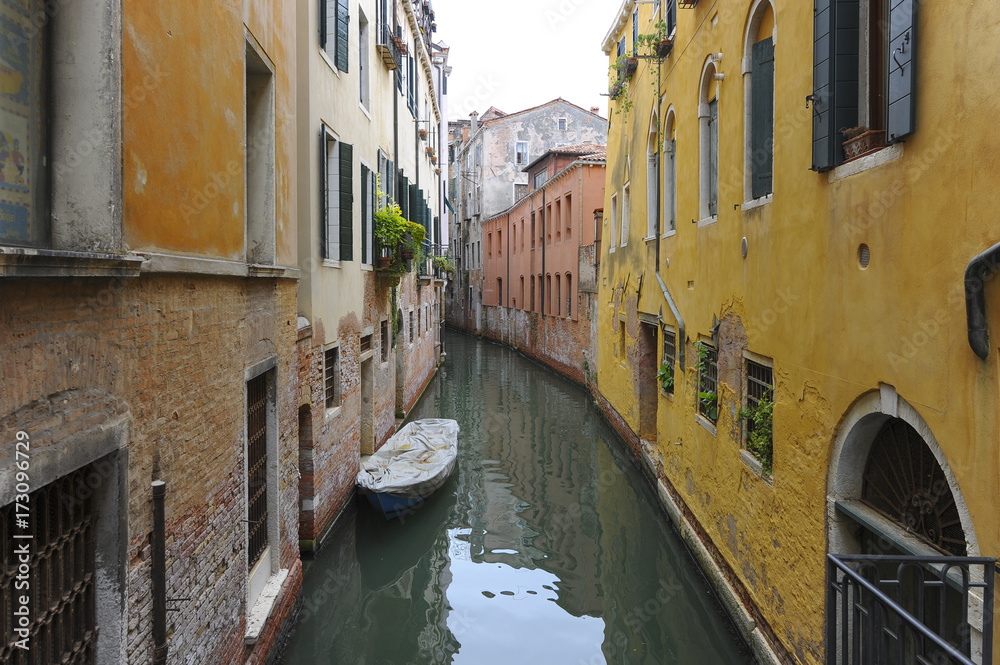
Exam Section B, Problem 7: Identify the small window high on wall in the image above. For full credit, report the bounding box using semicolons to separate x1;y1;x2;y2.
246;40;276;265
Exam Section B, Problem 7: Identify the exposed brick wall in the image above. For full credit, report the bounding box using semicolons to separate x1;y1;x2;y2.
474;304;593;386
0;274;301;665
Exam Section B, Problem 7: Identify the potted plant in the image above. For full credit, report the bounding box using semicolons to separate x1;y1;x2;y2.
840;126;886;161
637;20;673;59
656;360;674;393
431;255;455;277
616;53;638;79
738;397;773;475
419;127;427;139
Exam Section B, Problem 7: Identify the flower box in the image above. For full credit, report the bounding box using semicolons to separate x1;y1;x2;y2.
656;38;674;58
842;129;886;162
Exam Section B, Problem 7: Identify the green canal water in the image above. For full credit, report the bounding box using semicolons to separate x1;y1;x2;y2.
280;331;755;664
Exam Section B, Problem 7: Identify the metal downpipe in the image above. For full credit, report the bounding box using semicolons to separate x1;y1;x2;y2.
965;241;1000;359
152;480;167;665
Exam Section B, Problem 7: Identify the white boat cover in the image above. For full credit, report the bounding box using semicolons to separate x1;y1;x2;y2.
357;418;460;499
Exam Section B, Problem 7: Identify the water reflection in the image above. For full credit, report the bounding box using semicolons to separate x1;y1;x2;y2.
281;332;754;665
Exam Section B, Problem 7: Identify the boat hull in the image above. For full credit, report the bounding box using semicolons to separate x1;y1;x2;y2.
362;490;428;520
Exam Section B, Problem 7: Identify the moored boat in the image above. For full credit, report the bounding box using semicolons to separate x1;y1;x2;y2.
356;418;459;520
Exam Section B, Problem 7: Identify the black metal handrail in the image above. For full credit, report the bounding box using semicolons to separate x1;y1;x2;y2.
827;554;995;665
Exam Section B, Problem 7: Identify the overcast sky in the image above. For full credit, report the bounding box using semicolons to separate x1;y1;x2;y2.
431;0;619;121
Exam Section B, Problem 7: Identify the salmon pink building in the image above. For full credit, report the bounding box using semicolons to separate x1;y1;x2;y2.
480;144;606;382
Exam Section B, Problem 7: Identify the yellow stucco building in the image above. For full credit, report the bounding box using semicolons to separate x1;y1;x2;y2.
597;1;1000;663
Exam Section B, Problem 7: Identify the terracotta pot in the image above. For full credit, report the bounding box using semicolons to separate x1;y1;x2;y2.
842;129;886;161
377;256;392;269
656;39;673;58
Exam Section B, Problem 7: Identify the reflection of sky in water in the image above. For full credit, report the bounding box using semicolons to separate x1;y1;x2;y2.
445;528;605;665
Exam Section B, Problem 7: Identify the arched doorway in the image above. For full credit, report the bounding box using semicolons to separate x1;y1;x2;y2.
826;386;989;663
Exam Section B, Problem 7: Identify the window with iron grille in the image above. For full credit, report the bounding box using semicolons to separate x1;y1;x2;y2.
663;329;676;394
324;346;341;408
744;358;773;444
380;320;388;362
247;373;269;570
360;333;372;354
409;311;414;343
697;343;718;423
1;466;97;665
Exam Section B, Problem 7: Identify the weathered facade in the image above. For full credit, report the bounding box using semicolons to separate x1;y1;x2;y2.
597;1;1000;663
294;0;448;551
0;1;301;663
479;145;606;383
447;99;607;333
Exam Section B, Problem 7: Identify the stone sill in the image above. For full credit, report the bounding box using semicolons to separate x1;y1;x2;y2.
827;143;904;184
696;414;717;436
740;449;773;485
696;215;718;228
741;194;772;213
244;568;289;646
136;252;299;279
0;246;144;278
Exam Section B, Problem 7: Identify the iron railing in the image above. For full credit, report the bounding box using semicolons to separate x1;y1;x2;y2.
376;23;401;70
827;554;995;665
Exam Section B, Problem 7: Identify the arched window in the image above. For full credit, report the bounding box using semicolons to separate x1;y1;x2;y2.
743;0;775;201
556;274;561;316
663;106;677;235
497;277;503;305
530;275;535;311
699;57;721;221
546;274;552;315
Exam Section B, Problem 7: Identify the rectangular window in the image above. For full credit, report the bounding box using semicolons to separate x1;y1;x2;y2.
474;144;482;166
324;346;341;408
360;333;372;354
360;164;374;265
620;183;630;247
0;2;47;247
321;132;354;262
246;371;270;572
515;183;527;201
566;274;572;317
359;9;370;108
697;343;719;424
409;311;414;343
534;170;547;189
322;0;350;71
558;117;567;131
743;357;774;472
530;212;536;249
631;9;638;52
609;193;618;250
555;199;561;240
662;329;676;394
515;141;528;165
498;230;502;256
565;195;572;237
664;138;677;233
555;274;561;316
246;42;276;265
617;36;625;58
1;466;97;661
380;320;388;362
618;319;626;359
750;37;774;199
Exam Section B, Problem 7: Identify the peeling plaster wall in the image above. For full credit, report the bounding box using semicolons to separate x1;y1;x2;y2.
596;1;1000;663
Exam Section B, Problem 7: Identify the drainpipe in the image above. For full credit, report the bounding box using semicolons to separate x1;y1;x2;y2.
965;241;1000;359
151;480;167;665
541;188;546;315
506;212;510;309
653;1;685;371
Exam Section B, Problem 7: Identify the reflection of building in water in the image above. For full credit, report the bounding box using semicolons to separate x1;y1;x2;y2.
453;342;604;619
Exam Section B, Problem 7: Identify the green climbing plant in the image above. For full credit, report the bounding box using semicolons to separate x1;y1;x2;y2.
737;397;774;476
657;360;674;393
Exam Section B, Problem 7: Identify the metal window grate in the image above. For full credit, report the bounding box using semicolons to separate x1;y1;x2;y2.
1;467;97;665
247;373;269;569
380;321;388;362
324;347;339;408
663;330;676;394
862;420;967;556
698;345;718;421
746;360;773;408
360;334;372;354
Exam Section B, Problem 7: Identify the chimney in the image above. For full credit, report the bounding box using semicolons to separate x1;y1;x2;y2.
590;106;600;115
470;111;479;133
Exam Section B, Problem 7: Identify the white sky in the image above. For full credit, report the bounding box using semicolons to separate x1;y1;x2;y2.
430;0;620;121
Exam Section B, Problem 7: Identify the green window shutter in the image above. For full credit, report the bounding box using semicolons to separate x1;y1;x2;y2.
812;0;859;171
339;142;354;261
433;215;440;246
361;164;369;264
319;0;329;50
408;184;418;227
336;0;350;72
708;99;718;216
386;159;394;202
319;127;328;259
751;37;775;199
886;0;916;143
400;175;409;220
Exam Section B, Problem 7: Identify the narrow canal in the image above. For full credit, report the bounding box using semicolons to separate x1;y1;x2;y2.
281;331;755;664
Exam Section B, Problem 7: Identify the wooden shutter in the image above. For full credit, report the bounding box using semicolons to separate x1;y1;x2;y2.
361;164;369;264
886;0;916;143
339;142;353;261
708;100;718;216
409;184;418;228
400;175;409;220
751;37;775;198
319;127;328;259
336;0;350;72
319;0;328;50
386;159;394;201
812;0;859;170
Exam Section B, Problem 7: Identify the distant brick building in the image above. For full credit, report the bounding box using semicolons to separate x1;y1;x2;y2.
447;99;607;334
479;144;607;383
